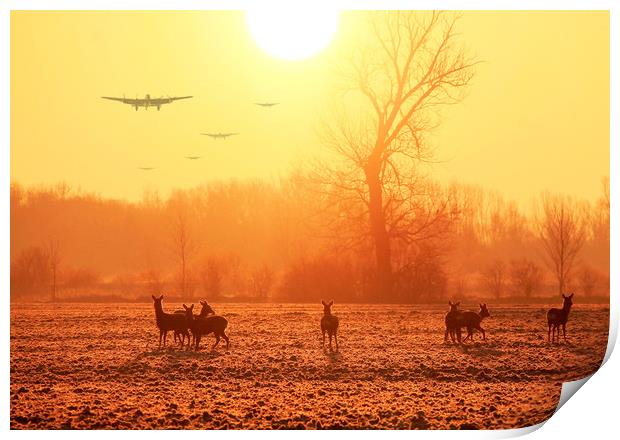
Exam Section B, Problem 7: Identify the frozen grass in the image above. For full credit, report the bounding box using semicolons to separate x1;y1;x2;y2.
10;302;608;429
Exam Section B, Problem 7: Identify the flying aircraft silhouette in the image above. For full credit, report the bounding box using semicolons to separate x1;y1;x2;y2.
255;102;279;107
138;167;156;171
185;156;202;160
201;132;240;140
101;94;192;111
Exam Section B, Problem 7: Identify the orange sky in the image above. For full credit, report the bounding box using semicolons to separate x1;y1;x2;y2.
11;11;609;205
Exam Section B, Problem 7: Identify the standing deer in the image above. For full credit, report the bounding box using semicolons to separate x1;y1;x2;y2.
151;294;189;349
174;300;215;346
458;304;491;342
321;300;339;352
547;293;574;342
183;304;229;351
444;301;462;343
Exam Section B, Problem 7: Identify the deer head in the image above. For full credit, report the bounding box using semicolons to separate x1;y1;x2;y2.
183;303;195;321
321;300;334;315
199;300;215;317
479;303;490;318
561;293;574;310
448;301;460;313
151;294;164;309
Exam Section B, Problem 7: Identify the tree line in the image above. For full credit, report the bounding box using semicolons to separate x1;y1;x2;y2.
10;175;609;303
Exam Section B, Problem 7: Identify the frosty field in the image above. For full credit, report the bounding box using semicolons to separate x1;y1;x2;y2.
10;302;608;429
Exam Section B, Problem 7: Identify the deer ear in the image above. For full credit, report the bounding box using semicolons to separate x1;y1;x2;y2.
569;293;574;299
329;300;334;306
183;304;188;310
152;295;157;301
321;300;326;306
190;304;195;310
159;294;164;300
449;301;453;306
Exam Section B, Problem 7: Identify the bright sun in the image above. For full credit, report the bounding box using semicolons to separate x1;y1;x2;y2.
245;7;340;61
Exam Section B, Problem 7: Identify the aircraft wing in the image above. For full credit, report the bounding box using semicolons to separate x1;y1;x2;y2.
170;96;193;101
102;96;127;103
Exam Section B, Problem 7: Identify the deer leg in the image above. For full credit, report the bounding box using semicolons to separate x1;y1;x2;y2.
322;330;326;349
335;333;339;352
456;328;462;344
479;325;486;341
547;323;551;342
450;329;457;344
213;334;221;349
562;324;567;342
158;330;163;349
329;332;333;352
463;328;471;342
195;335;201;351
222;332;230;349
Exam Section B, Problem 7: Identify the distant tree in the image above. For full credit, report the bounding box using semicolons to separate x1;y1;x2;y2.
481;259;505;300
170;210;196;297
48;241;61;302
10;246;50;299
143;268;164;296
537;193;586;295
250;265;275;299
579;265;599;298
509;259;543;298
318;11;476;298
201;256;226;299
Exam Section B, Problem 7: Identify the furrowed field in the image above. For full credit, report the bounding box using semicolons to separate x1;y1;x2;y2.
10;303;608;429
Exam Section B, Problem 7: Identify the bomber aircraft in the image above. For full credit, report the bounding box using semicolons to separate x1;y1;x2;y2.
101;94;192;110
201;132;240;140
254;102;279;107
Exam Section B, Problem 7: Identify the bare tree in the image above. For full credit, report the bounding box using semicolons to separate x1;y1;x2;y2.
537;193;586;295
48;241;61;302
579;265;599;297
201;255;226;299
170;211;196;297
318;11;477;297
250;264;275;299
510;259;543;298
481;259;505;300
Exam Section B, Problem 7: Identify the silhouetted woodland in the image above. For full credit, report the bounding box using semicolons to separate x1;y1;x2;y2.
10;175;609;303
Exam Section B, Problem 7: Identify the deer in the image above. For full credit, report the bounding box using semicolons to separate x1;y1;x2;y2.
444;301;462;344
321;300;339;352
547;293;574;342
173;300;215;346
457;304;491;342
183;304;229;351
151;294;189;349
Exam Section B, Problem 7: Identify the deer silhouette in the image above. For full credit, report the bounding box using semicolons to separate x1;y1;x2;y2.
459;304;490;342
444;301;462;344
151;294;189;349
547;293;574;342
321;300;339;352
183;303;229;350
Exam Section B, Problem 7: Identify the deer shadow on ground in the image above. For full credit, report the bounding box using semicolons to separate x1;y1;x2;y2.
138;348;227;361
323;348;343;364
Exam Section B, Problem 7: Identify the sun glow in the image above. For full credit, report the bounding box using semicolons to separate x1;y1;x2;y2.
245;7;340;60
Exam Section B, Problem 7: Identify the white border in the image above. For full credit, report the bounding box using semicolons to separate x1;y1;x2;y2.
2;1;617;438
